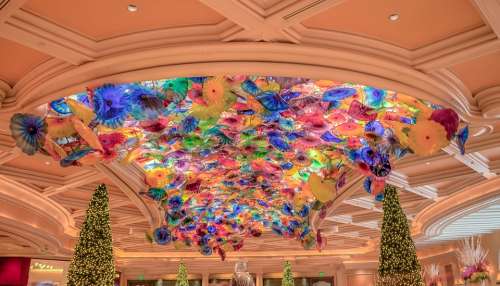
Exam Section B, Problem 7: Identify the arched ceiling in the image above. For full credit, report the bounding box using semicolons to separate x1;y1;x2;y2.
0;0;499;278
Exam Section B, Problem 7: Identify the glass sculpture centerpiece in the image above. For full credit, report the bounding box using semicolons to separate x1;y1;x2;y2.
10;75;468;259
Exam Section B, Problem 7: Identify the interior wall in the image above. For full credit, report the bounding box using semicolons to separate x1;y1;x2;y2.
483;230;500;285
420;251;461;286
345;270;376;286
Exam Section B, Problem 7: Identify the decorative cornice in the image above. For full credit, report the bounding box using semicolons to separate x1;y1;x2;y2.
0;80;11;108
412;176;500;239
95;163;162;228
0;42;492;124
0;175;77;235
472;0;500;38
475;86;500;118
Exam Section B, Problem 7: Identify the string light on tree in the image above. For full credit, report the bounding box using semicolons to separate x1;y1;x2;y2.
67;184;115;286
377;185;424;286
282;261;294;286
176;263;189;286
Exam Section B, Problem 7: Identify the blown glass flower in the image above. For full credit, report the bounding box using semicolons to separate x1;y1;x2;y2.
10;113;47;155
127;84;163;120
93;84;131;128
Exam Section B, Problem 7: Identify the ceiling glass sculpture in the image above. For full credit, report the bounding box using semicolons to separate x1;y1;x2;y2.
10;75;468;259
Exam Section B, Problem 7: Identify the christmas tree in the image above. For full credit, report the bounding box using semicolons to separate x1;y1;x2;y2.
176;263;189;286
67;184;115;286
377;185;424;286
282;261;294;286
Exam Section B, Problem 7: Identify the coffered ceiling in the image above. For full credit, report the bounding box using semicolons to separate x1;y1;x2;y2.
0;0;499;278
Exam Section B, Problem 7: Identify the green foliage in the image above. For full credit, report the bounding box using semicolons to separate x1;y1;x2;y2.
282;261;294;286
67;184;115;286
377;185;424;286
176;263;189;286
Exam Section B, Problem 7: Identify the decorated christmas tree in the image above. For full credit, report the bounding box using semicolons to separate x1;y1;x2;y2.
282;261;294;286
67;184;115;286
377;185;424;286
176;263;189;286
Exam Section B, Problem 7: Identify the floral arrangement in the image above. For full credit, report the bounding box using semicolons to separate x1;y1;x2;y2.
457;237;490;283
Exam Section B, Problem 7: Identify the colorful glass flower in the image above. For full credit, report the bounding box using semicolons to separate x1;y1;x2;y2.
10;113;47;155
93;84;131;128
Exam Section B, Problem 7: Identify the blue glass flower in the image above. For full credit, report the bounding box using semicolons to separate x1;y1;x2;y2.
364;87;386;108
49;99;72;115
168;195;182;210
126;84;163;120
153;226;172;245
10;113;47;155
365;121;385;137
360;147;380;166
181;116;198;133
322;87;357;102
200;244;212;256
60;148;93;167
93;84;131;128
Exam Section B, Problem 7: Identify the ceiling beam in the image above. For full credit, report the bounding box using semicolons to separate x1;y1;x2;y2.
442;142;497;178
43;170;105;197
0;149;19;165
0;10;95;65
0;0;27;23
342;196;383;213
325;215;380;231
473;0;500;38
199;0;296;42
388;172;438;200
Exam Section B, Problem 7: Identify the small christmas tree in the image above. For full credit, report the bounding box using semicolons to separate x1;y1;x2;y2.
176;263;189;286
282;261;294;286
67;184;115;286
377;185;424;286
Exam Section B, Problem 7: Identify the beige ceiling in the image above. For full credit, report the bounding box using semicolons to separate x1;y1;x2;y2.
0;0;500;279
301;0;484;50
22;0;226;41
450;49;500;94
0;37;50;86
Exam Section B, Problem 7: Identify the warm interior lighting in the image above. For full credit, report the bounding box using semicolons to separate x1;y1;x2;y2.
127;4;138;12
388;13;400;21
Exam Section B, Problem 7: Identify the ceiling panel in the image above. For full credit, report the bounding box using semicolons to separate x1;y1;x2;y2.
0;37;50;86
22;0;226;41
450;50;500;94
301;0;484;50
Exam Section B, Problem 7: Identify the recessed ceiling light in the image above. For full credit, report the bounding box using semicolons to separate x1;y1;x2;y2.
425;162;431;165
388;13;400;21
127;4;138;12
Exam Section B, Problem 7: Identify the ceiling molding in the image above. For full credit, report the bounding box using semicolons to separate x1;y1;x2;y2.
0;0;25;23
0;9;95;65
0;80;11;108
0;42;492;123
42;170;105;197
475;85;500;118
411;25;497;68
95;163;161;229
473;0;500;37
412;176;500;239
414;38;500;72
